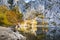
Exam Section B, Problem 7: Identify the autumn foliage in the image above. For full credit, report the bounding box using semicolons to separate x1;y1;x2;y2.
0;5;23;26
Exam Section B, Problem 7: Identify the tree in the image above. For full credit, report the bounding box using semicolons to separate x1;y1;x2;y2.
5;7;23;25
0;5;23;26
0;5;13;26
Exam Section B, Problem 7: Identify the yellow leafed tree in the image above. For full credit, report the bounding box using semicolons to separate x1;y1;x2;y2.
0;5;23;26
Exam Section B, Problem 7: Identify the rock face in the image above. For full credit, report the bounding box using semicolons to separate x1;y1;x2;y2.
0;26;26;40
46;27;60;40
18;0;60;27
0;0;60;27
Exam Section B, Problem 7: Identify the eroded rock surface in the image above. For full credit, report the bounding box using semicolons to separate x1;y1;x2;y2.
0;26;26;40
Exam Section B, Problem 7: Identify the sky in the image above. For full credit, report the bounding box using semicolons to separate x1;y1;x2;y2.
24;0;35;3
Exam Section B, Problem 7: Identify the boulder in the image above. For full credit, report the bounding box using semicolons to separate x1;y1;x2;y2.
0;26;26;40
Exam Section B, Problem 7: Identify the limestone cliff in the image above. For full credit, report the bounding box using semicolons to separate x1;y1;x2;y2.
0;26;26;40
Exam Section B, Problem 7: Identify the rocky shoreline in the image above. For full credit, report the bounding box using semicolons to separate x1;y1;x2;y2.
0;26;26;40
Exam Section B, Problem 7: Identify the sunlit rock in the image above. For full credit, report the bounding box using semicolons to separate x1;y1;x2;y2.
0;26;26;40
